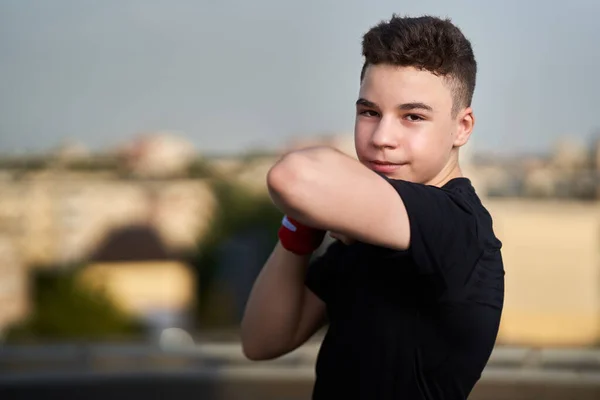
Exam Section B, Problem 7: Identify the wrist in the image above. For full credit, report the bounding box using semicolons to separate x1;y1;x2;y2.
278;215;325;255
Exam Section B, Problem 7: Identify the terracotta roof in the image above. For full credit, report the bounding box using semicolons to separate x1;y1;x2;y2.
90;225;172;262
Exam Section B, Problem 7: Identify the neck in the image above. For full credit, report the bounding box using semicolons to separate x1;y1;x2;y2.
426;151;463;187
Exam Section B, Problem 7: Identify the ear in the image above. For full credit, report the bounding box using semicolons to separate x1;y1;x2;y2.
453;107;475;148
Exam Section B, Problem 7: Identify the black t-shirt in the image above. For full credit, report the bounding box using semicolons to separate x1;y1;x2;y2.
305;177;504;400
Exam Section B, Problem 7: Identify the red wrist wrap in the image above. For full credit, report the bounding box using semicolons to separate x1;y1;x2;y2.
278;215;325;255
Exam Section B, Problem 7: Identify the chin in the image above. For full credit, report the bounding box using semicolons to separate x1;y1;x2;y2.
387;171;427;184
376;170;411;182
381;167;411;181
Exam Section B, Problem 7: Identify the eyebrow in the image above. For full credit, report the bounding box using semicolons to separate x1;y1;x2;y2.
356;98;434;112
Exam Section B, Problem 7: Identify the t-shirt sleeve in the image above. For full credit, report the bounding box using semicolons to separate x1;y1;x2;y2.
384;178;483;280
305;240;346;302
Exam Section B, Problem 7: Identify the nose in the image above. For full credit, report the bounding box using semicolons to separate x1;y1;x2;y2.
370;117;399;149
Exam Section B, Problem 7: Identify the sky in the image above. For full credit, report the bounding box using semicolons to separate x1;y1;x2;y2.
1;0;600;156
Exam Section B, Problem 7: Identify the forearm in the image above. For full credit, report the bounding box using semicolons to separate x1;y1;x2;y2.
241;241;311;359
267;146;410;250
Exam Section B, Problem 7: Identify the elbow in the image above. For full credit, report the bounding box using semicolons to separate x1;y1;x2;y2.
241;341;261;361
240;323;276;361
241;338;285;361
267;152;304;202
241;343;270;361
240;322;292;361
266;147;330;213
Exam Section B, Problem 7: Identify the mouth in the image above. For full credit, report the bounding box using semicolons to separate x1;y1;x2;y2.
367;160;405;174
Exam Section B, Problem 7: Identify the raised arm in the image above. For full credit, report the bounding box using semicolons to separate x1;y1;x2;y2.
267;146;411;251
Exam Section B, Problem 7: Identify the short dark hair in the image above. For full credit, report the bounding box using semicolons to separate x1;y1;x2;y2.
361;15;477;115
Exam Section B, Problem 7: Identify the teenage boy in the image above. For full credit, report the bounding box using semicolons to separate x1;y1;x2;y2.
242;15;504;400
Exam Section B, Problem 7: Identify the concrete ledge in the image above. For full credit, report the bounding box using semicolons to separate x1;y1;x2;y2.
2;343;599;371
1;365;600;387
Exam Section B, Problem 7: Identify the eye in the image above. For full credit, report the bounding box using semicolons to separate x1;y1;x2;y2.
358;109;380;117
405;114;424;122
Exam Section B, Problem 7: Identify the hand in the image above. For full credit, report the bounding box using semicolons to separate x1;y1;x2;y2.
278;215;326;255
329;231;355;245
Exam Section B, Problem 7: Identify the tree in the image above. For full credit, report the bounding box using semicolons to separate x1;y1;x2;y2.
5;270;142;342
193;178;282;327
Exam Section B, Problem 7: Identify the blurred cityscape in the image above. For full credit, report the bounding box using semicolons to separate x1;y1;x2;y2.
3;130;600;345
2;130;600;398
3;0;600;397
0;131;357;342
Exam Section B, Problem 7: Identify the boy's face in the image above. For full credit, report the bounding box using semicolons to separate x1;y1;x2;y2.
354;64;473;185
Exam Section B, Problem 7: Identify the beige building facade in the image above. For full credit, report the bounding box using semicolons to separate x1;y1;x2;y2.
78;260;196;323
0;172;216;267
487;199;600;346
0;236;29;336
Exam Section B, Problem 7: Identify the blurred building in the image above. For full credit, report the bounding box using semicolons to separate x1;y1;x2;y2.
471;135;600;200
228;133;356;194
0;171;216;268
79;225;196;333
488;199;600;346
522;167;556;197
233;155;279;194
284;133;356;158
0;236;28;337
52;140;90;163
551;137;589;172
118;132;196;178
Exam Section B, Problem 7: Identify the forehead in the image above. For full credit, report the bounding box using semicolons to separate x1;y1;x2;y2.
359;64;453;110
